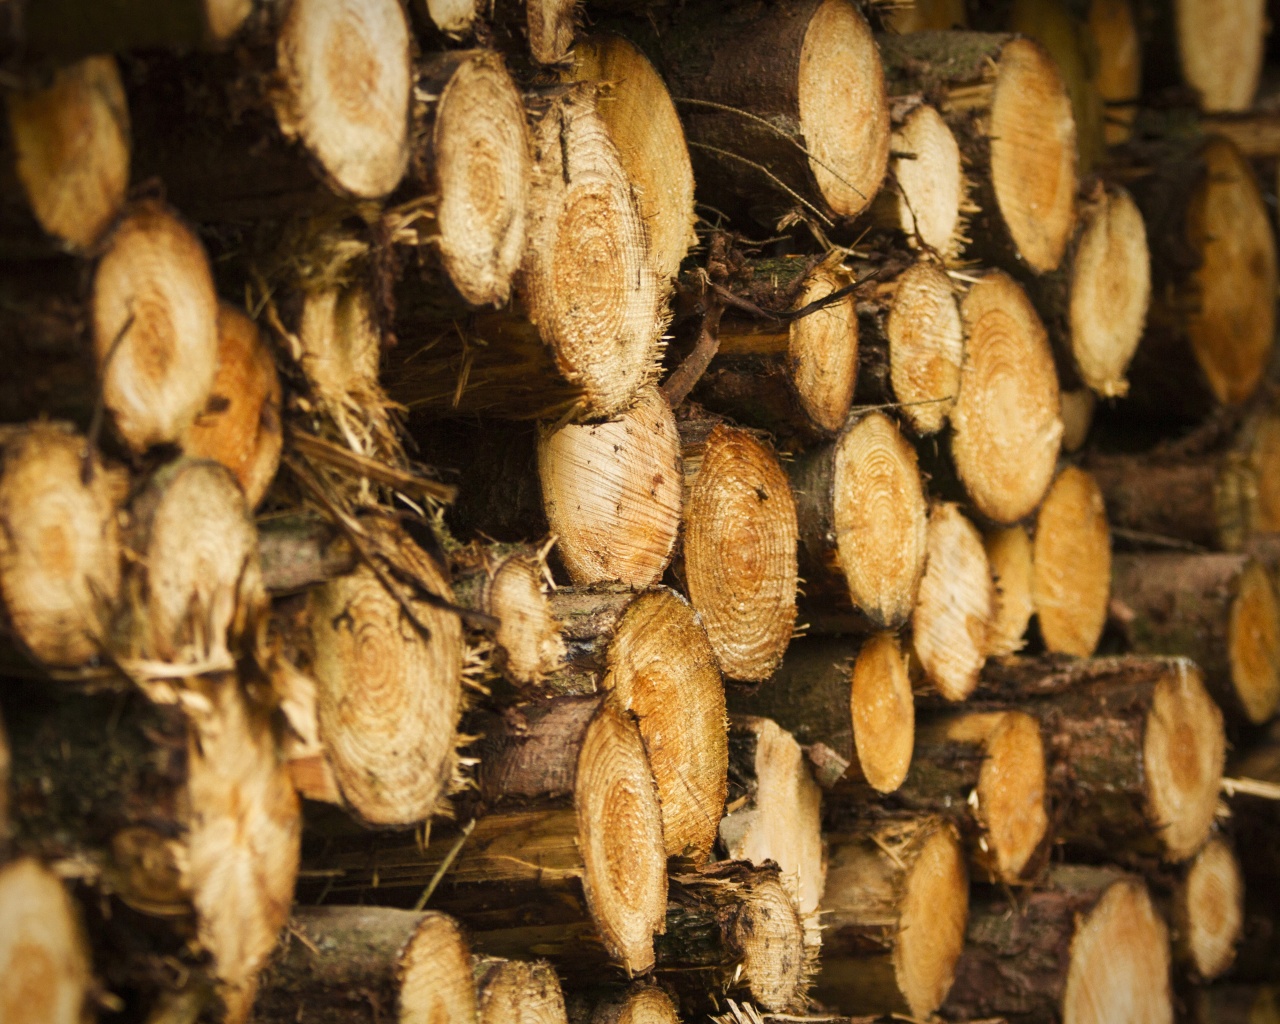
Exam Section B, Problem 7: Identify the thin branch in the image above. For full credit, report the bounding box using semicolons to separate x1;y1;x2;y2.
662;302;725;407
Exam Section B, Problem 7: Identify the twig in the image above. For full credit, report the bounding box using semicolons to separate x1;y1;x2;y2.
413;818;476;910
661;301;725;407
1222;776;1280;800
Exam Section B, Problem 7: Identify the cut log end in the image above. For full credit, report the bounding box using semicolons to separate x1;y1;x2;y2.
6;55;129;252
274;0;411;198
1061;880;1172;1024
0;423;122;667
832;413;928;628
0;859;92;1024
391;915;478;1024
912;503;994;702
1033;467;1112;658
183;303;282;509
887;105;964;257
92;199;219;452
973;711;1048;882
427;0;481;34
1227;559;1280;724
797;0;890;219
851;633;914;793
475;958;568;1024
1069;186;1150;397
526;0;578;64
985;525;1033;657
605;589;727;864
895;823;969;1019
952;271;1063;523
539;387;682;588
790;264;859;434
430;51;531;308
733;875;811;1012
683;424;798;681
588;986;679;1024
1178;836;1244;981
568;35;697;286
989;38;1077;273
1143;663;1225;862
886;261;964;436
486;554;565;687
1176;0;1265;111
1060;387;1096;452
576;702;669;975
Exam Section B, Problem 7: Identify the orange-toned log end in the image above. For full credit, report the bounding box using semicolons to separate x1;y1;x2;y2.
184;303;283;509
0;423;122;667
790;263;859;434
1186;138;1277;406
1062;880;1172;1024
1087;0;1141;145
1033;467;1112;658
682;423;799;681
605;589;728;864
974;711;1049;883
475;957;568;1024
1143;662;1226;862
1175;0;1265;111
0;859;93;1024
539;387;682;587
6;55;129;252
92;199;220;452
884;104;965;258
952;271;1063;523
273;0;411;198
887;261;964;436
985;525;1034;657
912;503;994;701
1228;559;1280;725
851;633;914;794
990;37;1078;273
1176;836;1244;981
895;823;969;1017
587;985;679;1024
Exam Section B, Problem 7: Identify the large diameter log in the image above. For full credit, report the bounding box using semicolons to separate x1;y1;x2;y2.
815;815;968;1019
985;524;1034;656
720;716;825;915
879;32;1077;273
942;866;1172;1024
0;423;123;668
679;419;798;681
950;271;1063;524
250;908;476;1024
475;956;568;1024
1112;552;1280;726
789;412;927;630
870;102;966;259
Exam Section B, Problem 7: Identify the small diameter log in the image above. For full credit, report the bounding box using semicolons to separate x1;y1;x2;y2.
490;0;578;66
720;716;826;915
3;56;129;255
1169;0;1265;112
880;259;965;436
1166;836;1245;981
879;32;1077;274
565;34;697;286
789;412;927;630
0;423;122;668
569;985;678;1024
911;502;995;702
1059;386;1095;452
1111;553;1280;727
475;956;569;1024
183;303;283;510
1032;466;1112;658
425;0;481;35
942;866;1172;1024
0;859;93;1024
629;0;890;225
985;525;1034;656
950;271;1063;524
92;198;219;453
1085;0;1140;145
679;418;799;682
727;634;914;795
250;907;477;1024
816;815;968;1020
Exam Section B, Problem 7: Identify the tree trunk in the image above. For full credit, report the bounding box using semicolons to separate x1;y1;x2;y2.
474;955;569;1024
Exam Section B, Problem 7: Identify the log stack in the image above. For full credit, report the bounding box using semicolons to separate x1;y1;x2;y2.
0;0;1277;1021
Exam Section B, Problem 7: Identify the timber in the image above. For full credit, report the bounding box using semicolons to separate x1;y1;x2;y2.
474;956;569;1024
1167;836;1245;981
985;525;1034;656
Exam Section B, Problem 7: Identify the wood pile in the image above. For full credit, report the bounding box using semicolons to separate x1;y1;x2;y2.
2;0;1280;1022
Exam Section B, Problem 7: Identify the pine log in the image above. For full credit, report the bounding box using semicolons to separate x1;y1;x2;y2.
949;271;1063;525
489;0;579;66
2;677;301;1022
942;866;1172;1024
985;524;1034;656
424;0;482;36
788;412;927;631
678;416;799;681
878;32;1077;273
563;34;697;286
727;633;915;795
565;985;679;1024
250;907;476;1024
475;956;569;1024
1085;0;1140;145
616;0;890;225
1163;835;1246;982
1060;386;1095;451
1162;0;1265;112
1187;985;1280;1024
258;516;356;594
720;716;825;915
815;815;968;1020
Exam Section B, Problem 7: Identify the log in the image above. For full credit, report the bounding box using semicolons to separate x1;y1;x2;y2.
489;0;578;66
878;32;1077;273
1164;835;1245;982
788;412;927;631
1164;0;1265;112
1111;552;1280;726
1060;386;1095;451
0;423;123;668
942;866;1172;1024
1085;0;1140;145
475;956;569;1024
815;815;968;1019
250;907;477;1024
678;416;799;681
985;524;1034;656
949;271;1063;525
566;985;679;1024
2;56;129;256
720;716;825;915
727;633;915;795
